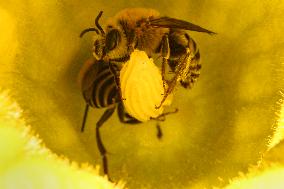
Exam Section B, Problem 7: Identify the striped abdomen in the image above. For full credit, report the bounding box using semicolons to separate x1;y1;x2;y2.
81;62;119;108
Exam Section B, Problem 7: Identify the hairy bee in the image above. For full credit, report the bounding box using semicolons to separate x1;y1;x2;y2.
78;56;177;179
80;8;215;108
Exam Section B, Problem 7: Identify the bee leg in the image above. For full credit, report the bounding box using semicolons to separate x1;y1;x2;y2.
108;61;125;101
156;34;201;109
158;108;179;119
160;34;170;94
96;107;115;179
155;74;178;109
81;104;90;132
151;108;178;121
155;34;172;109
179;34;201;89
156;123;163;139
117;103;140;124
153;108;178;139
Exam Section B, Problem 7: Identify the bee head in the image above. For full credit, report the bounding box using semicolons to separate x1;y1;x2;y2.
81;11;128;61
80;11;124;61
92;28;121;59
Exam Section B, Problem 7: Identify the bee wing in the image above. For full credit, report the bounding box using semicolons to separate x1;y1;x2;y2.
149;17;216;34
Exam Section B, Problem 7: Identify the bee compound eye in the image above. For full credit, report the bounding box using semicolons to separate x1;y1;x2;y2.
105;29;120;52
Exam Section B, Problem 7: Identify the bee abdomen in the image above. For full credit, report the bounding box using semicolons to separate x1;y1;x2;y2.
93;75;118;108
82;64;119;108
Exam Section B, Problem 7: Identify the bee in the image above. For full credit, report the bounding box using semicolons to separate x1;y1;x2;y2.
78;58;177;179
80;8;215;108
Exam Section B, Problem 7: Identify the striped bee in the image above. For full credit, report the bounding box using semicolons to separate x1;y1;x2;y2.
80;8;215;108
78;58;177;179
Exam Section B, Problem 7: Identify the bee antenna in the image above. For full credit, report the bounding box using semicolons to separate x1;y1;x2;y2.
95;11;105;35
79;27;99;38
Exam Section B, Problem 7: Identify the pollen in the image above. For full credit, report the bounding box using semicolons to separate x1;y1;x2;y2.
120;50;173;122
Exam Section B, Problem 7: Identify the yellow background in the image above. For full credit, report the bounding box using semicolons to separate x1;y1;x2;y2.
0;0;284;188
